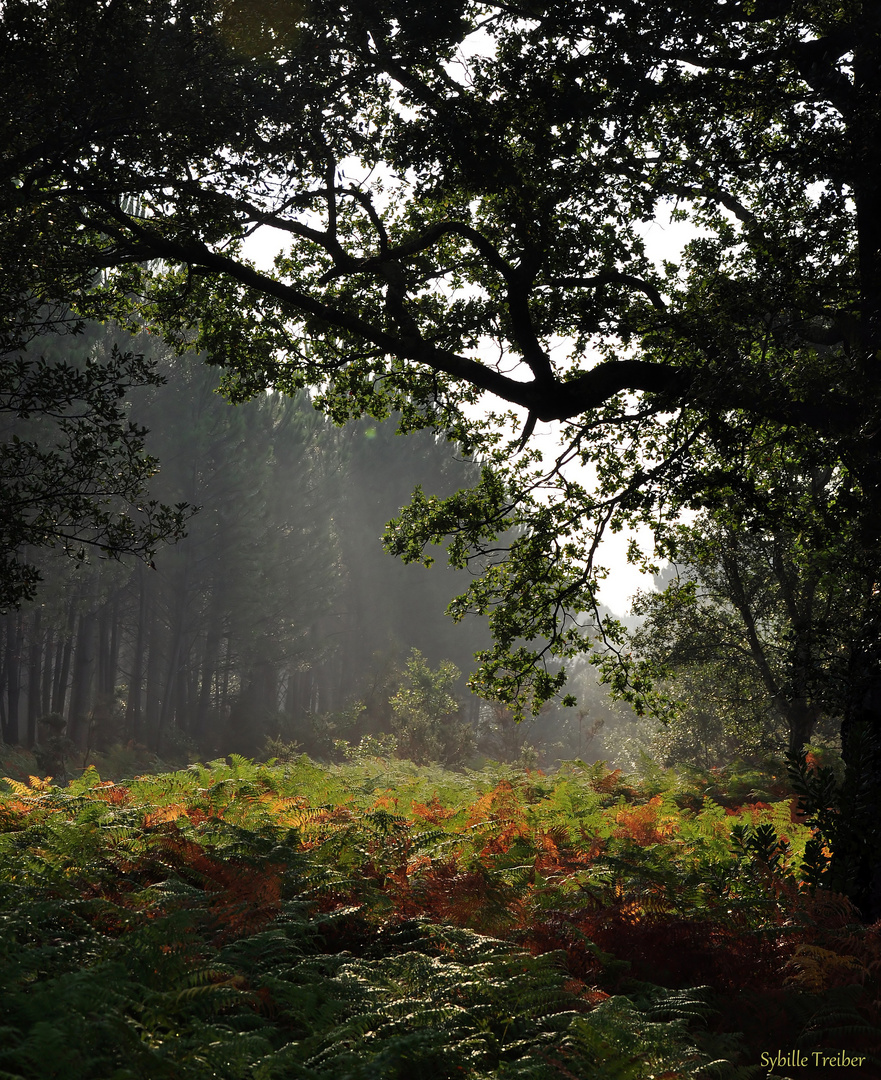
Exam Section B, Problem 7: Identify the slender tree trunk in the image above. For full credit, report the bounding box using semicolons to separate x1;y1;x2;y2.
26;609;42;749
97;602;111;703
67;610;96;749
95;591;123;749
157;631;182;753
144;593;165;755
173;656;189;736
41;626;53;717
125;565;148;743
195;627;220;743
52;601;77;717
93;600;114;751
4;611;22;744
220;635;233;717
96;593;122;700
158;552;192;751
109;599;121;695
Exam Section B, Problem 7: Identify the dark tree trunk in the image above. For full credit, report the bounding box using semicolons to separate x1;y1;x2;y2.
41;626;53;716
97;602;111;703
97;592;122;701
51;601;77;717
784;699;817;758
158;553;192;751
93;598;118;751
67;610;96;749
144;595;165;754
834;16;881;923
173;654;189;735
4;611;22;744
157;631;182;753
26;609;42;749
125;566;148;743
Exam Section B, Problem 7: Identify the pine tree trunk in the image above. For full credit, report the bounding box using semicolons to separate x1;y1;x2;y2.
144;592;165;754
93;600;115;751
158;553;192;751
26;609;42;749
173;658;189;736
219;635;233;717
157;630;182;754
4;611;22;744
41;626;53;716
125;565;148;743
51;601;77;717
194;627;220;743
67;610;96;749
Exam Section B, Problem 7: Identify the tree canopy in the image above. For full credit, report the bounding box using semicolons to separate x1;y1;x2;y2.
630;495;853;761
4;0;877;696
3;0;881;909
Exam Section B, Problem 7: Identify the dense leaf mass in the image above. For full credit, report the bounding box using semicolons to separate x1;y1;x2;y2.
0;755;878;1077
3;0;880;709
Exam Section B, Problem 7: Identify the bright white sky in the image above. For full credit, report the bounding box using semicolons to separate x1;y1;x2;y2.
242;208;701;618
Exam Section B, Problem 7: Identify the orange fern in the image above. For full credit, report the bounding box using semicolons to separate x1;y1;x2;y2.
613;796;675;846
144;802;188;828
411;794;457;825
592;768;623;794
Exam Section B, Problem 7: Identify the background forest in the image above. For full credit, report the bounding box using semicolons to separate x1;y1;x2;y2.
1;323;647;777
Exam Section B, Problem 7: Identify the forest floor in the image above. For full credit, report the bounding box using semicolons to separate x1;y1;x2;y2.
0;750;879;1079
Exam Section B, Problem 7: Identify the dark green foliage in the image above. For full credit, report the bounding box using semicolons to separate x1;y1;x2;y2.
787;749;840;889
729;821;792;877
787;738;881;912
0;324;190;608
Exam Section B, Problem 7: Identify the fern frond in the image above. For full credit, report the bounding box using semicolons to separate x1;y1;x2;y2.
2;777;31;797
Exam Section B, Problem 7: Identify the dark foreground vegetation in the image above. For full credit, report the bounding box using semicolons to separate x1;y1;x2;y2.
1;752;878;1079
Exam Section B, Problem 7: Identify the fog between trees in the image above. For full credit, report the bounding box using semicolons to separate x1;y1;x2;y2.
5;324;837;779
1;325;645;773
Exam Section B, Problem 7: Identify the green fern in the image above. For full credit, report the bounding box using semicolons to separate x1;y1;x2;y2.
2;756;878;1079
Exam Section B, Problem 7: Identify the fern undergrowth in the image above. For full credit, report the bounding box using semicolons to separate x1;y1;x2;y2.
0;755;878;1078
